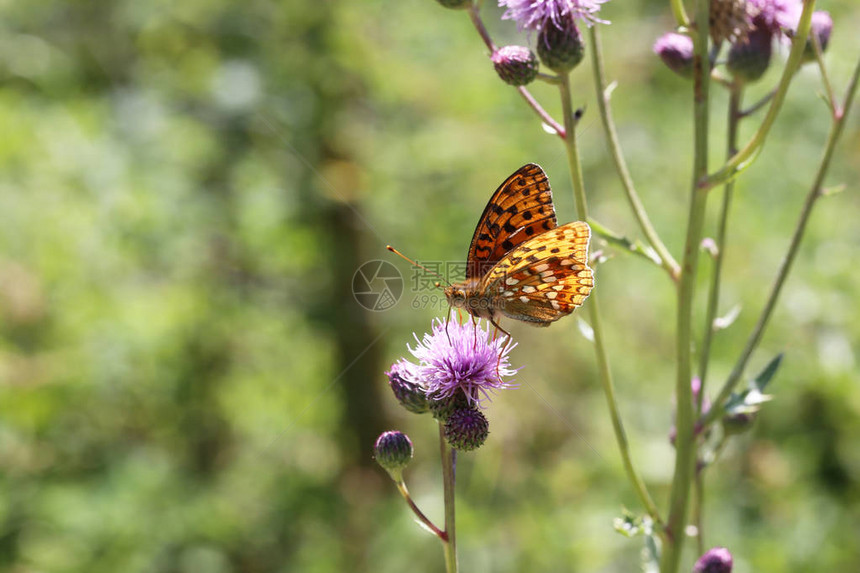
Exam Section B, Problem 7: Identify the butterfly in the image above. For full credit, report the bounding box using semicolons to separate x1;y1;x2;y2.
443;163;594;337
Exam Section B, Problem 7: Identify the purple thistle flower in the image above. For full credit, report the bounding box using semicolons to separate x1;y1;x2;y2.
399;318;518;406
653;32;695;77
499;0;609;31
749;0;802;36
693;547;733;573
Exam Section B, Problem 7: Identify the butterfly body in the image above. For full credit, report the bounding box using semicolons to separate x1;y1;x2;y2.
446;164;594;329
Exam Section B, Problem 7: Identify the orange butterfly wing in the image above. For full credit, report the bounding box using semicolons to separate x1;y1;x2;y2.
479;221;594;325
465;164;558;280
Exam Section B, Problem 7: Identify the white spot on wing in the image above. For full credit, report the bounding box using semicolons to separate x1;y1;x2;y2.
534;263;550;273
506;277;519;286
540;270;554;278
546;291;558;299
552;285;564;291
503;290;514;297
519;296;529;303
551;300;561;310
522;286;536;293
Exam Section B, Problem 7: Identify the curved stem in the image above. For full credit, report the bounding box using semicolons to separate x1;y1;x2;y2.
588;25;680;282
395;480;447;541
703;0;816;189
698;85;742;397
661;0;711;569
670;0;691;27
703;54;860;429
517;86;566;138
466;3;566;138
440;424;458;573
559;73;663;528
467;2;496;52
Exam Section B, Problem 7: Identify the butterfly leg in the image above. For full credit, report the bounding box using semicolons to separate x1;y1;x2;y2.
444;306;453;345
489;317;513;378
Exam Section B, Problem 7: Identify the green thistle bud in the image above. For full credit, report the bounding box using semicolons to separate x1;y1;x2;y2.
727;27;772;84
653;33;694;78
492;46;539;86
537;17;585;73
443;407;489;451
435;0;471;9
374;431;413;481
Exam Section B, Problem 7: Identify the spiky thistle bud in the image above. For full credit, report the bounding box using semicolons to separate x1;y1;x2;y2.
727;26;773;84
537;16;585;73
387;363;429;414
444;407;489;451
693;547;733;573
653;33;695;78
429;390;471;422
492;46;539;86
374;431;413;480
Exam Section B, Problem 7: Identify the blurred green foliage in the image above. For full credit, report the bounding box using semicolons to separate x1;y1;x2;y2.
0;1;858;572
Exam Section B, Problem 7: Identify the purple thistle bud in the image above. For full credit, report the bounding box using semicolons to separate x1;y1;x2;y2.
444;407;490;451
693;547;733;573
499;0;609;31
802;11;833;62
398;318;518;408
537;15;585;73
492;45;540;86
435;0;471;9
374;431;414;480
727;25;773;84
653;32;694;78
387;361;430;414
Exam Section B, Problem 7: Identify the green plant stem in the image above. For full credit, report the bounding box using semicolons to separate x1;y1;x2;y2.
661;0;711;570
704;0;816;189
440;424;458;573
588;25;680;283
669;0;690;27
558;73;663;528
698;85;742;397
395;480;447;541
703;54;860;429
692;469;705;556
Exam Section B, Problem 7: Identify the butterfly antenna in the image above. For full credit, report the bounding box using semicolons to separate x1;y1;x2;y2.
386;245;452;288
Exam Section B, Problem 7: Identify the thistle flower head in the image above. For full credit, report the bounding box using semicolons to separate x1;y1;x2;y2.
399;318;518;407
444;407;490;451
499;0;609;31
492;45;540;86
748;0;802;37
387;361;430;414
374;431;414;480
693;547;734;573
653;32;694;78
727;25;773;84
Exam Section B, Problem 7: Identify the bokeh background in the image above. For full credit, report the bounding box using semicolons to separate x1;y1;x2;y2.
1;1;858;571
